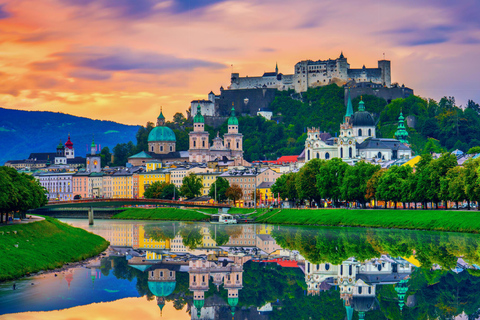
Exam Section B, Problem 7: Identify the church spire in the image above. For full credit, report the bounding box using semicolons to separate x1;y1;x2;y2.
395;112;409;143
344;88;354;122
275;62;278;74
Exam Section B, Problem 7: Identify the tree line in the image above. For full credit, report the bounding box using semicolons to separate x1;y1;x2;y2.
144;174;245;205
0;166;48;223
271;153;480;209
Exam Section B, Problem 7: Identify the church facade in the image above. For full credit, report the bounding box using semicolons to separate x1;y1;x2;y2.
189;106;244;163
304;92;412;163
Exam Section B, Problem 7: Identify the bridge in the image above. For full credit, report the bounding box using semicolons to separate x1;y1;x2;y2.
36;198;231;225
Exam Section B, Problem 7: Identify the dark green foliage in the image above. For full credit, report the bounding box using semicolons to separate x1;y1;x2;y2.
180;173;203;199
208;177;229;202
100;147;112;167
0;166;48;222
145;181;179;200
178;223;203;249
144;223;178;241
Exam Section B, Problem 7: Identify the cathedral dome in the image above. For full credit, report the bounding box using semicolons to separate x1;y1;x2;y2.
148;126;176;142
147;281;176;297
350;111;375;127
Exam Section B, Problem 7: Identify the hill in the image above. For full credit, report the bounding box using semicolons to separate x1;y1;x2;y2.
0;108;140;165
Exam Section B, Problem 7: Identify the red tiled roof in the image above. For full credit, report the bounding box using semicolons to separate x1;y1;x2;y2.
252;258;299;268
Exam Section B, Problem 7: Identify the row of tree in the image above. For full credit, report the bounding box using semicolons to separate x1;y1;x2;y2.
0;166;48;223
143;174;246;205
272;153;480;209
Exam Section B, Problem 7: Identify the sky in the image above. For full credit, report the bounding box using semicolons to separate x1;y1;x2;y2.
0;0;479;125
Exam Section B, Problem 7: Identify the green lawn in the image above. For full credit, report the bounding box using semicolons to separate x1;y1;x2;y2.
113;207;209;221
256;208;480;233
0;217;109;281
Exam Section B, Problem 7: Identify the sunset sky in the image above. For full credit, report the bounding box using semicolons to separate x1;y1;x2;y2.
0;0;478;125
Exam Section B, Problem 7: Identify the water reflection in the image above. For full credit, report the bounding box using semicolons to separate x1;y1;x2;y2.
2;221;480;319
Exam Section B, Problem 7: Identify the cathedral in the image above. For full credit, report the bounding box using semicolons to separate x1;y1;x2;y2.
189;105;244;163
304;91;412;163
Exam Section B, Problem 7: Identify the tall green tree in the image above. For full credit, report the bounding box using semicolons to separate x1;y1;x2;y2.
316;158;347;207
377;165;411;209
365;169;385;208
296;158;324;204
208;177;229;202
161;183;179;200
144;181;168;199
180;173;203;199
341;161;380;208
225;184;243;206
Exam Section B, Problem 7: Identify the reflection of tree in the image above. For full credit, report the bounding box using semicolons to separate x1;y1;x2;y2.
271;226;480;269
144;223;178;241
401;269;480;319
225;225;243;238
179;223;203;249
208;225;230;246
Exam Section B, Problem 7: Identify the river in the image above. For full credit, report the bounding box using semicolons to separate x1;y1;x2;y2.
1;219;480;319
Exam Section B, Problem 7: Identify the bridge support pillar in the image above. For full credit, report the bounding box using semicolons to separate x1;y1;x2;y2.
88;207;94;226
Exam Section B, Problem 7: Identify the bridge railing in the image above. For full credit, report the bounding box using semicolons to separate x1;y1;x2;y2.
45;198;231;208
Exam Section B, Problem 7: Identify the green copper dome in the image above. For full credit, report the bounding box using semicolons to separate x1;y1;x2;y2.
158;111;165;120
358;99;365;112
57;140;63;149
194;299;205;310
148;281;176;297
228;107;238;125
148;126;176;142
228;297;239;307
193;105;204;123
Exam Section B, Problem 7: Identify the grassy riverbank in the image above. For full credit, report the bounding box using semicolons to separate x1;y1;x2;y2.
0;217;109;281
255;208;480;233
113;208;209;221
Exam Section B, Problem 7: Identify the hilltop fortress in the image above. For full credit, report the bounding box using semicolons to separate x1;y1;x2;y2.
191;53;412;126
230;53;391;92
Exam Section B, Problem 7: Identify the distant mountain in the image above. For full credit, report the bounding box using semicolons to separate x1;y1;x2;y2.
0;108;140;165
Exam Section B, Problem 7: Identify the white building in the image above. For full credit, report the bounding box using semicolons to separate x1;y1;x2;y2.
304;92;411;163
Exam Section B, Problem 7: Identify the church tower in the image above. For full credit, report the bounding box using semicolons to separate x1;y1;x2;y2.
86;137;101;173
189;260;209;318
189;105;210;163
223;107;244;160
338;90;356;159
64;134;75;159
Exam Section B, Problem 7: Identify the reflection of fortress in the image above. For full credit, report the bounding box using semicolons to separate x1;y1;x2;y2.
305;256;413;319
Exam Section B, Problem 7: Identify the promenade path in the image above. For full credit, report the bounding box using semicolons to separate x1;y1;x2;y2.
0;215;44;227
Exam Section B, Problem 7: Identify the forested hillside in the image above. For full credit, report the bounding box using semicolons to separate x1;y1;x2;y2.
108;84;480;164
0;108;140;165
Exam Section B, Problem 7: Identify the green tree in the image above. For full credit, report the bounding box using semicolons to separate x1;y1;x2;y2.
296;158;324;204
271;172;298;203
179;224;203;249
161;183;179;200
144;181;168;199
316;158;347;207
180;173;203;199
112;141;136;166
341;161;380;208
464;158;480;209
467;146;480;154
365;169;385;208
377;165;411;209
135;122;155;153
172;112;186;126
430;153;457;208
208;177;229;202
100;146;112;167
444;167;466;209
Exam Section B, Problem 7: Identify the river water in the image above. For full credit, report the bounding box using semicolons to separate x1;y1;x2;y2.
1;219;480;320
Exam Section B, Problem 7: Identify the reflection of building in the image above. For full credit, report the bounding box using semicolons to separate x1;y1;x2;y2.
148;265;177;316
305;256;413;319
189;257;244;319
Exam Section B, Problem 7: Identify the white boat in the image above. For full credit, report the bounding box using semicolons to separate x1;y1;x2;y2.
210;213;237;224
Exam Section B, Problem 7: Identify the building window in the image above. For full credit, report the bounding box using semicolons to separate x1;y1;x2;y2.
349;147;352;158
325;152;330;160
170;146;173;152
151;146;154;152
160;146;163;152
340;148;343;158
316;153;319;159
193;140;196;147
368;129;372;136
202;141;205;147
358;129;362;136
307;150;310;160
